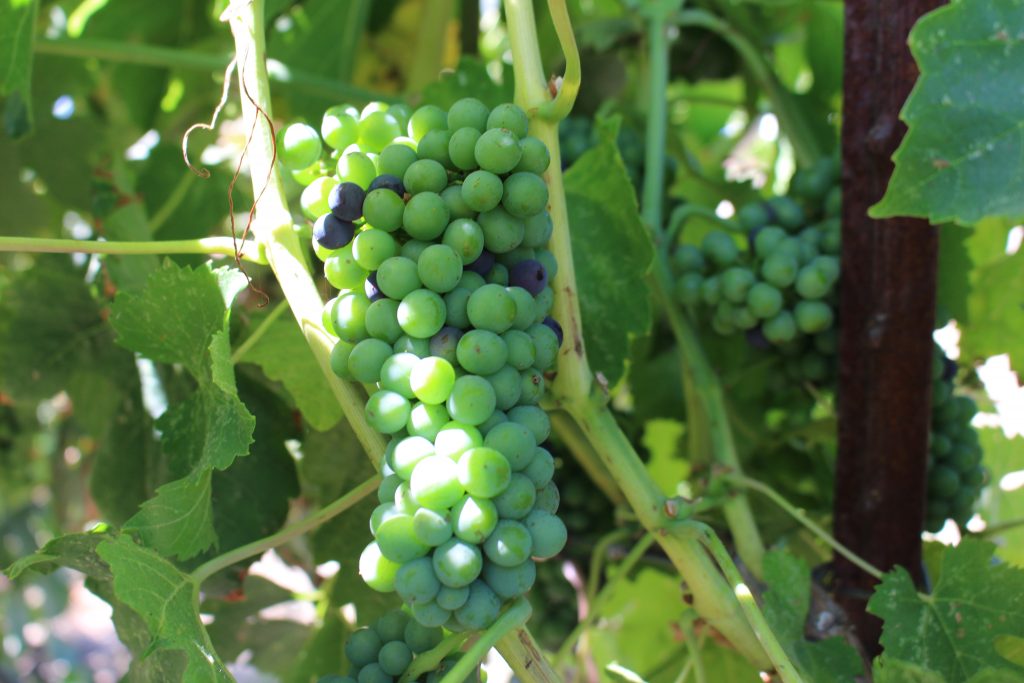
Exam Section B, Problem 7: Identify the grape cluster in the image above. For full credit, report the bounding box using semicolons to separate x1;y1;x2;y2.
280;98;567;631
926;346;986;532
671;158;841;385
320;608;475;683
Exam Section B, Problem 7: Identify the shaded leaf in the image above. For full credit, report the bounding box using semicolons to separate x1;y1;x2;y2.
420;57;514;110
157;383;255;477
125;470;217;561
0;0;38;137
961;251;1024;371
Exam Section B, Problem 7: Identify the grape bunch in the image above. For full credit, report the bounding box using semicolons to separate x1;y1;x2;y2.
671;158;841;386
279;97;568;632
320;608;476;683
926;345;986;532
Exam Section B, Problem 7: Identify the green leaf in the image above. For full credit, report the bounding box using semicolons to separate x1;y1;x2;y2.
125;470;217;561
873;657;947;683
158;383;256;476
870;0;1024;224
420;58;515;110
238;311;343;431
868;539;1024;681
0;0;38;138
762;550;863;683
976;429;1024;567
640;419;688;497
111;262;247;380
960;251;1024;370
102;203;161;290
564;115;655;389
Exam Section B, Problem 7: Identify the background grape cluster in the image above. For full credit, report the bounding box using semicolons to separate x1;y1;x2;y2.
559;116;676;197
279;98;568;633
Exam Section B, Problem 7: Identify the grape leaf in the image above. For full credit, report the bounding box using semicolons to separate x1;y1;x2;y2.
124;470;217;562
5;530;233;682
564;115;655;390
870;0;1024;224
157;382;256;477
960;250;1024;371
868;539;1024;681
0;0;37;138
111;262;247;380
761;550;863;683
420;57;515;110
640;419;688;497
237;311;343;431
976;429;1024;567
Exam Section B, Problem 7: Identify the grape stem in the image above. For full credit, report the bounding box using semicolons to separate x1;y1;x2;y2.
440;599;533;683
190;474;381;585
496;627;564;683
399;633;470;683
549;410;626;505
536;0;581;122
0;235;267;263
678;619;708;683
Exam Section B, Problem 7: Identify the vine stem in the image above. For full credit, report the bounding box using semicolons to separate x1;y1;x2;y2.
399;633;470;683
496;627;563;683
231;299;290;363
549;410;625;505
224;0;387;464
440;599;533;683
727;474;885;580
676;521;805;683
190;474;380;584
639;7;765;579
406;0;453;92
0;235;267;263
536;0;581;122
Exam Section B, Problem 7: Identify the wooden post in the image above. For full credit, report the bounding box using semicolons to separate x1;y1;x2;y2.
834;0;943;654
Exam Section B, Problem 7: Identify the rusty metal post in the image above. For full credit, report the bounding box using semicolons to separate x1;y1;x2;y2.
833;0;943;654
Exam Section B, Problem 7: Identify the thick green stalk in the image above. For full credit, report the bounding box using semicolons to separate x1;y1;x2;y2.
0;235;266;263
191;475;380;584
35;37;393;104
225;0;386;464
440;599;533;683
536;0;581;122
640;8;672;232
406;0;453;92
496;628;563;683
549;410;625;505
399;633;470;683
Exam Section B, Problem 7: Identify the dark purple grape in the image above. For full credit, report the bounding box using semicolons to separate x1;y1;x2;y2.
466;250;496;275
329;182;366;221
746;327;771;350
430;326;464;363
509;259;548;295
313;213;355;249
542;316;563;347
368;174;405;196
364;272;384;302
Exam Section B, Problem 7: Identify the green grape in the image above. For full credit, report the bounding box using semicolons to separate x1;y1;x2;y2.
534;481;559;514
478;207;525;254
392;436;434;480
492;474;537;520
433;538;483;588
378;641;413;677
483;520;533;567
395;556;442;606
672;245;705;273
330;340;355;380
338;152;378;189
487;263;509;286
349;338;394;383
379;143;418;179
746;283;784;319
408;105;447;142
461;170;503;212
523;447;554;487
720;267;756;304
403;192;450;240
449;127;483;171
528;323;559;370
302;176;339;220
377;257;422;300
501;173;548;218
450;495;499;543
928;465;960;498
278;122;322;169
411;455;466;510
443;219;485;265
457;447;511;498
292;163;323;187
753;226;788;258
435;585;470;611
398;289;447;339
699;276;721;306
795;264;830;299
701;231;739;267
418;129;454;169
456;330;509;375
794;300;834;334
442;184;475;219
535;249;558;281
515;137;550;175
761;252;799;288
332;291;371;343
353;229;398;270
364;189;405;233
407;402;451;441
523;509;567;559
447;376;497;426
475;128;522;175
366;299;403;344
319;675;356;683
410;357;456;405
674;272;704;307
357;664;390;683
478;410;508;436
359;542;401;592
487;103;529;138
762;310;797;345
522;211;553;249
443;288;472;328
373;605;411;644
357;111;401;154
454;581;501;630
466;284;516;333
324;245;367;291
366;390;412;435
402;239;432;261
395;482;420;515
499;246;535;269
484;422;536;470
345;627;383;668
519;368;544;405
381;352;420;398
322;106;360;151
417;244;464;293
732;306;759;331
379;474;402;504
376;512;430;562
506;286;536;331
435;422;484;460
767;196;805;230
486;365;522;411
449;98;491;132
507;405;550;443
404;159;448;195
503;330;536;370
404;620;444;654
483;560;536;600
459;271;487;291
